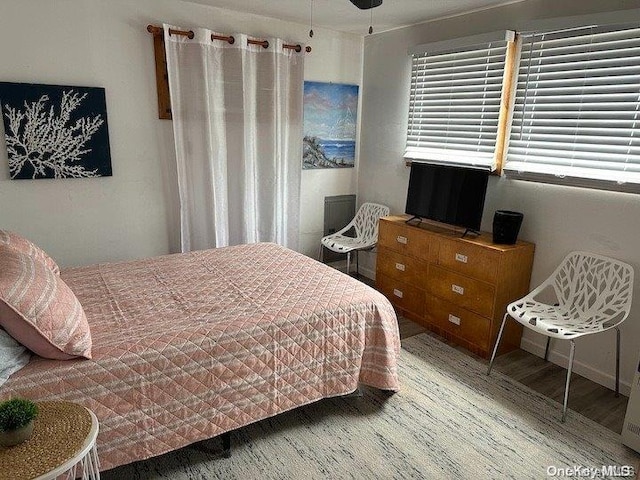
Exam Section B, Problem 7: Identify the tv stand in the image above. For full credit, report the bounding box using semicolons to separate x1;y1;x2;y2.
403;216;470;236
376;215;535;359
461;228;480;239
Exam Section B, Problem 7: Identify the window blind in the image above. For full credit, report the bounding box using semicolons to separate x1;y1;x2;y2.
405;38;508;170
505;24;640;186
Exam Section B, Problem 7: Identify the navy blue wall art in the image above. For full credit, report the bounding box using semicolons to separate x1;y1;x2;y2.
0;82;112;180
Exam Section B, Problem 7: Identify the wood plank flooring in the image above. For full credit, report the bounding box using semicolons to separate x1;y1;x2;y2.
397;316;628;433
351;273;628;433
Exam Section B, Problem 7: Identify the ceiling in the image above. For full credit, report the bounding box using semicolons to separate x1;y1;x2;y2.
184;0;527;35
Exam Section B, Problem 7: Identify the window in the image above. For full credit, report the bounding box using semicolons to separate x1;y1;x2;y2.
405;32;512;171
504;24;640;189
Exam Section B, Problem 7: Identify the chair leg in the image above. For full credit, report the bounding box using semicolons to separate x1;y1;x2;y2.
487;313;508;375
356;250;359;277
562;340;576;422
544;337;551;361
346;252;351;276
615;326;621;397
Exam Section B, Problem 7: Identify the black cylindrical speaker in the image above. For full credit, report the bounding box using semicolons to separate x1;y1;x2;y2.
493;210;523;245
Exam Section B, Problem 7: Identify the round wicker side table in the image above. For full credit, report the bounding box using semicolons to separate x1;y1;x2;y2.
0;401;100;480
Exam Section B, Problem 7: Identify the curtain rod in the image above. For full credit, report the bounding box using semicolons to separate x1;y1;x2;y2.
146;25;312;53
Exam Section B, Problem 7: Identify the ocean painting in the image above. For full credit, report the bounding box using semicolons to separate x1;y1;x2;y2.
303;81;358;169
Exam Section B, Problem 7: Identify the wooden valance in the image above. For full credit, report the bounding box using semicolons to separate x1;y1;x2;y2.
146;25;311;120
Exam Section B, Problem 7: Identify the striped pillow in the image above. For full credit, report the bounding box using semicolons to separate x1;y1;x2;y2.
0;230;60;275
0;245;91;360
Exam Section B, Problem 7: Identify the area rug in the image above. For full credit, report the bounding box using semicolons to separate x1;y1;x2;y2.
102;333;638;479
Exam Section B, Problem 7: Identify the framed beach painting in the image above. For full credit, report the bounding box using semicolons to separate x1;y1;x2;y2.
303;81;358;169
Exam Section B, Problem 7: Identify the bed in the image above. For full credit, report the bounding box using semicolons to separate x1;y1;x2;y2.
0;242;400;472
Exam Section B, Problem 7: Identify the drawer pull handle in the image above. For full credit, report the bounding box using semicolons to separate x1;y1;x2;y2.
452;284;464;295
396;235;408;245
448;314;461;326
393;288;403;298
455;253;468;264
395;263;406;272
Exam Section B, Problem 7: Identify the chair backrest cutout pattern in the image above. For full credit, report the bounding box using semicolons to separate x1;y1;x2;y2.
353;203;390;245
552;251;634;333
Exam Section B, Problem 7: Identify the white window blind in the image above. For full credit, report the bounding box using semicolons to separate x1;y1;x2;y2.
505;24;640;186
405;37;508;170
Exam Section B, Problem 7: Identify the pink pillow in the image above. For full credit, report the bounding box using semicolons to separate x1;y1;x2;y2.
0;244;91;359
0;230;60;275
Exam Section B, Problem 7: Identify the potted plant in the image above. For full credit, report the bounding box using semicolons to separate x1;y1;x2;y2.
0;398;39;447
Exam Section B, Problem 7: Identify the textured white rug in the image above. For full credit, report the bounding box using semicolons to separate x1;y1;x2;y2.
103;333;638;479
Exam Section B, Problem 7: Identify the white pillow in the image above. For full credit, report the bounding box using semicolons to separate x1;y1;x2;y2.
0;329;30;387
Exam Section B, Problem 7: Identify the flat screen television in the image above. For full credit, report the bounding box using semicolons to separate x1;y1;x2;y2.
405;162;489;233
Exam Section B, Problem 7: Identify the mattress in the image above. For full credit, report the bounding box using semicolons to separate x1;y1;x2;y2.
0;243;400;471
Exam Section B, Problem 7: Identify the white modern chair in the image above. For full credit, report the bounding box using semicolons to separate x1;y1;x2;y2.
487;251;634;422
320;202;390;276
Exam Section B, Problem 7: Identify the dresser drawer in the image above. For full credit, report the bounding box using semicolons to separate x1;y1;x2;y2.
378;220;432;262
376;274;424;317
377;247;429;290
428;265;495;318
438;240;500;284
424;293;491;351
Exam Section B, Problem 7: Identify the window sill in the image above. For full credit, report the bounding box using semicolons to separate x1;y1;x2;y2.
503;170;640;195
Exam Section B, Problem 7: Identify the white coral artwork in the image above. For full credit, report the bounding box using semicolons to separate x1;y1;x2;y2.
0;82;112;180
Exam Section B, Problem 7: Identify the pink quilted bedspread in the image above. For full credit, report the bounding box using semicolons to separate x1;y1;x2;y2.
0;243;400;471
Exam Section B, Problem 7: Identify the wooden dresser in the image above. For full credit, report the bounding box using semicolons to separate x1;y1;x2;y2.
376;215;535;358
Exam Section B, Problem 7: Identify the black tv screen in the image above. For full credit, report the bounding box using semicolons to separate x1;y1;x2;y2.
405;162;489;231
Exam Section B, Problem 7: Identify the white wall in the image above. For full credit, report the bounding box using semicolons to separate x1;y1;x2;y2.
0;0;362;266
359;0;640;394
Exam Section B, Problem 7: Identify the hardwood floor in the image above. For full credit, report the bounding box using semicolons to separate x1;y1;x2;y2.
349;272;628;432
396;316;628;433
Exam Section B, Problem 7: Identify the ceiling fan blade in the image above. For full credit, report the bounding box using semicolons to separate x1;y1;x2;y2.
349;0;383;9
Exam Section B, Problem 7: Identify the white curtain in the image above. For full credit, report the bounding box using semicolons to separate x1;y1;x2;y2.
164;25;304;252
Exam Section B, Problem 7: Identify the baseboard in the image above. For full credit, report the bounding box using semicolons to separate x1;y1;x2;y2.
358;265;376;281
325;261;376;281
520;337;631;397
326;260;347;273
